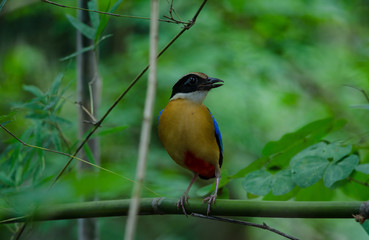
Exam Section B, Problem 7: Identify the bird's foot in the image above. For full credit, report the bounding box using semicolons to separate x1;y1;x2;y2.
177;193;189;216
203;193;217;215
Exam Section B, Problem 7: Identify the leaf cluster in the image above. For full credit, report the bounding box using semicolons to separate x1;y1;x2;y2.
0;74;71;193
241;118;369;199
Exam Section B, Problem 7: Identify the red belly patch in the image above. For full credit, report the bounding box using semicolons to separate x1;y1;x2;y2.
184;151;215;178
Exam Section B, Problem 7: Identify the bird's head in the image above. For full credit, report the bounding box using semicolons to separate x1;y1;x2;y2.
170;72;224;103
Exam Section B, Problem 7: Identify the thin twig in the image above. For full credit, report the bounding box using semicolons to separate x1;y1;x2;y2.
41;0;187;24
191;213;300;240
50;0;208;189
348;177;369;188
75;101;97;123
124;0;159;239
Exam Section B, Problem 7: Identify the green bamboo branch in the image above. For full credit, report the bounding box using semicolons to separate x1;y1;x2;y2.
0;199;365;224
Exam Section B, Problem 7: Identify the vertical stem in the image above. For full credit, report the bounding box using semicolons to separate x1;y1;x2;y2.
124;0;159;239
76;0;101;239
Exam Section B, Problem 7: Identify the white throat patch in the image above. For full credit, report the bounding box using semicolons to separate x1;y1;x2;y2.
170;91;209;104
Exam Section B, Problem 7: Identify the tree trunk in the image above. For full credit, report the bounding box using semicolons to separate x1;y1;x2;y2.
76;0;101;239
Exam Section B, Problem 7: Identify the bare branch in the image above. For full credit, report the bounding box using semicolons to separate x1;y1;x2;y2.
41;0;186;24
191;213;300;240
348;177;369;188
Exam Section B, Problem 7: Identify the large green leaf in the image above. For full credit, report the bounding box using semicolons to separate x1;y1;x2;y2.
242;170;273;196
291;156;328;188
233;118;346;180
323;155;359;188
291;142;357;188
271;169;295;195
262;118;343;156
356;164;369;174
243;168;295;196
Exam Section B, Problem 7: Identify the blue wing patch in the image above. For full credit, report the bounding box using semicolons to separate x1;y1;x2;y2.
209;111;223;152
158;109;164;124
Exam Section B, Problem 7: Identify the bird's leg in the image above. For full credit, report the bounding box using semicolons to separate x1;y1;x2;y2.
203;170;220;215
177;173;198;216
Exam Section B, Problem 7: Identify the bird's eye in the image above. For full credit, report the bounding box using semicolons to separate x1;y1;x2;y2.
186;76;197;86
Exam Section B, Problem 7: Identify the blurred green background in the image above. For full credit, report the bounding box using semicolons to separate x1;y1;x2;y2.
1;0;369;239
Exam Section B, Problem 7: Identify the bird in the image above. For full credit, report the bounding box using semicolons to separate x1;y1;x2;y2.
158;72;223;215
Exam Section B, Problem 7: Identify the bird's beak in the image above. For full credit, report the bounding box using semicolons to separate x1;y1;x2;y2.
199;77;224;90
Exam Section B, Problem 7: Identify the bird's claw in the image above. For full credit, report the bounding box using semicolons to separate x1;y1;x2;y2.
177;194;189;216
203;194;217;215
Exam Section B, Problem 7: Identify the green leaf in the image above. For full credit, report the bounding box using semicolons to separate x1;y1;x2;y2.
66;14;96;40
60;34;112;61
323;155;359;188
290;142;356;188
51;131;62;151
60;45;95;61
83;144;96;165
110;0;124;12
290;142;328;167
88;0;100;29
0;111;17;124
23;85;44;97
324;143;352;162
356;164;369;174
266;118;346;169
231;156;269;179
94;0;124;42
50;73;64;96
242;170;273;196
196;184;212;197
98;125;128;136
291;156;328;188
271;169;295;195
262;118;335;156
15;165;24;186
0;172;14;186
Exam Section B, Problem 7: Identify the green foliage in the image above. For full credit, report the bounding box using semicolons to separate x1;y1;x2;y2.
356;164;369;174
0;74;71;193
243;169;293;197
232;118;346;179
243;126;362;197
1;0;369;238
63;0;124;61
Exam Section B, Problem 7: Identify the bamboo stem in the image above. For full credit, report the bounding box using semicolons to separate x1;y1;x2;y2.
0;199;364;224
124;0;159;239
